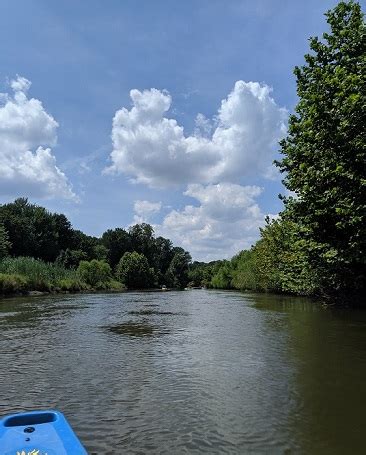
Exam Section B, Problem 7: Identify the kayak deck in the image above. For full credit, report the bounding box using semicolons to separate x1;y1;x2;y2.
0;410;87;455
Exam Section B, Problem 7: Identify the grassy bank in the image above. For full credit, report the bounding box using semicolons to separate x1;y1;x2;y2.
0;257;125;296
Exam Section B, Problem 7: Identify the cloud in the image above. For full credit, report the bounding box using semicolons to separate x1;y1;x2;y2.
0;76;76;200
107;81;287;187
133;199;162;223
155;183;271;261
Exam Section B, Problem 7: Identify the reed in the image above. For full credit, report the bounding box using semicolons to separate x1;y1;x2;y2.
0;257;80;292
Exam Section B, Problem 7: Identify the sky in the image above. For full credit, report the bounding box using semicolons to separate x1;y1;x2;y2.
0;0;357;261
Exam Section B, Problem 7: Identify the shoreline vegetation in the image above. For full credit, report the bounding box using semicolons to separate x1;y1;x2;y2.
0;2;365;305
0;257;125;297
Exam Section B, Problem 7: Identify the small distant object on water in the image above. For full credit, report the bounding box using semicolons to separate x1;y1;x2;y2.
0;410;87;454
161;285;167;290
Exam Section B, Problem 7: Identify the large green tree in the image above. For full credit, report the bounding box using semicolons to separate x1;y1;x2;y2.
276;1;366;299
128;223;156;265
0;198;75;261
101;228;131;268
165;248;191;288
116;251;155;289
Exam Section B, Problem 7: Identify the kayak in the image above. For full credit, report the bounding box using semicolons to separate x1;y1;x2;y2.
0;410;87;455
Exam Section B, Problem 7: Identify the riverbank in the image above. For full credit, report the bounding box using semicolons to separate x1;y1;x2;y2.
0;257;127;298
0;276;126;299
0;282;180;300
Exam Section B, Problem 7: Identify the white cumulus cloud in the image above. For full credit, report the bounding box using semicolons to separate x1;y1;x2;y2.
107;81;287;187
133;199;162;223
155;183;271;261
0;76;76;200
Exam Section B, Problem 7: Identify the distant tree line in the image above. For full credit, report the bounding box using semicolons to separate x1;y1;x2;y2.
0;197;191;291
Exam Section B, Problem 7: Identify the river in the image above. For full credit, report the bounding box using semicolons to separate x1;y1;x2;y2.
1;290;365;454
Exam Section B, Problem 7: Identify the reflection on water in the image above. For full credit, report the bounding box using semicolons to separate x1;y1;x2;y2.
1;290;366;454
107;321;161;337
128;309;185;316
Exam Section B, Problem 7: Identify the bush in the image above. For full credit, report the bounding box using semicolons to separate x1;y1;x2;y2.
77;260;112;289
57;278;87;292
107;279;126;291
0;273;29;294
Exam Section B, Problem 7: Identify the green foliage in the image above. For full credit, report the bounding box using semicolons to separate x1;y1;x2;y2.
165;248;191;288
116;252;155;289
153;237;174;275
101;228;131;268
188;262;206;287
77;260;112;289
0;224;11;259
56;249;88;269
211;261;233;289
0;257;81;291
276;1;366;298
0;198;75;262
92;244;109;261
253;218;317;295
188;260;225;287
71;230;100;260
0;273;29;294
0;194;192;292
197;219;316;295
128;223;157;265
231;250;259;291
57;278;87;292
107;279;126;291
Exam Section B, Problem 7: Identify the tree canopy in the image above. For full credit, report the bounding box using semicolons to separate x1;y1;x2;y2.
276;0;366;298
116;251;155;289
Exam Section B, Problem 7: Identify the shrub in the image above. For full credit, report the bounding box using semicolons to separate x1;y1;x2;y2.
77;260;112;288
0;273;29;294
57;278;87;292
107;279;126;291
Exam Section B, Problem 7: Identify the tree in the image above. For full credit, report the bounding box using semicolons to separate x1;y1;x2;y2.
71;230;96;257
0;198;74;261
128;224;156;265
0;224;11;259
56;249;88;269
153;236;174;274
116;251;155;289
276;1;366;299
0;198;37;257
92;244;109;261
165;248;191;288
231;250;259;291
188;261;206;287
101;228;131;268
253;218;316;295
211;261;233;289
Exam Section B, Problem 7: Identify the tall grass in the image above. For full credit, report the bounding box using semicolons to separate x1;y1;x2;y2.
0;257;124;295
0;257;81;291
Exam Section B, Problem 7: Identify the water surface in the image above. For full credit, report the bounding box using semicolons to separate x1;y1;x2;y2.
1;290;365;454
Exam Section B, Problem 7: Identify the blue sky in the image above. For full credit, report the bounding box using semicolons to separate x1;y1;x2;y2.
0;0;355;260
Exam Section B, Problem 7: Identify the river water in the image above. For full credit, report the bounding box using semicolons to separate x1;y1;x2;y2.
1;290;365;454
